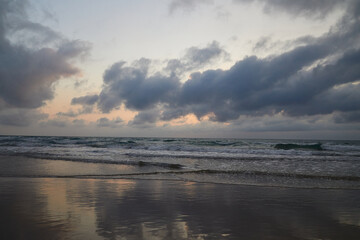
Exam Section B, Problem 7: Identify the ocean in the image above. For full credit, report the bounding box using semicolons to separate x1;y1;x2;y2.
1;135;359;189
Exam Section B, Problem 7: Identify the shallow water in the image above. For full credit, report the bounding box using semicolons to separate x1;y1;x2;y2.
0;177;359;239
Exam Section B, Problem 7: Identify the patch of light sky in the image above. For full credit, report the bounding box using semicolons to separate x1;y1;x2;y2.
28;0;344;71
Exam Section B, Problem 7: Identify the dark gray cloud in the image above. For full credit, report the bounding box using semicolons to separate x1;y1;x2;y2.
94;0;360;127
98;59;180;113
60;94;99;117
91;41;228;114
280;63;360;117
7;19;61;47
71;94;99;106
72;119;86;127
169;0;213;13
39;119;68;128
128;109;160;127
77;42;227;114
166;42;333;121
96;117;123;128
0;0;90;110
0;41;86;109
164;45;360;122
0;109;47;126
56;110;78;118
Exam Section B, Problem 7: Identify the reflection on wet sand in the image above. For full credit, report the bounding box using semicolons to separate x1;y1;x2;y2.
0;178;359;239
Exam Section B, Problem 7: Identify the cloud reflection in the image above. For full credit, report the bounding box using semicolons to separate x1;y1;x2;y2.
0;178;359;239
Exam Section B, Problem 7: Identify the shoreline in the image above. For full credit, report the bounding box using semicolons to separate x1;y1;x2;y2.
0;154;359;190
1;174;360;191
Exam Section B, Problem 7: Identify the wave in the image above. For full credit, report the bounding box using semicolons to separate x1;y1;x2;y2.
188;140;238;146
274;143;323;151
0;152;186;170
1;169;359;182
124;152;357;162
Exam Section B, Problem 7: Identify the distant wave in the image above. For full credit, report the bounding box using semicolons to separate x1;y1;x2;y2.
274;143;323;150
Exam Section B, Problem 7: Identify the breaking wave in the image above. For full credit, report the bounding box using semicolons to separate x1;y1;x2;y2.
274;143;323;150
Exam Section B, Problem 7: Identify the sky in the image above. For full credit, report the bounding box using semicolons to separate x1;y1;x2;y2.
0;0;359;139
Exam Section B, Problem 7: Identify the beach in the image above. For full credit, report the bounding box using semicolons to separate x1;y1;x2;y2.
1;0;360;238
1;155;360;239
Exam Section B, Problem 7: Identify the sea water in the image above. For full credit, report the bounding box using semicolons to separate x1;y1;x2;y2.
0;136;359;189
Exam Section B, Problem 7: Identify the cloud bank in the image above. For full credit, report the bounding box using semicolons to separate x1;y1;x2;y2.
1;0;359;137
0;0;90;126
82;0;360;132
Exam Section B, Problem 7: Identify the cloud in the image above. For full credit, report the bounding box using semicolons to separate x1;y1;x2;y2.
40;118;88;128
56;110;78;118
72;119;86;127
0;0;91;110
232;114;322;132
96;117;123;128
0;109;47;126
252;36;272;52
71;94;99;106
57;105;94;118
169;0;213;14
0;42;87;109
128;109;160;128
233;0;346;18
98;59;180;113
96;42;228;114
184;41;228;68
64;0;359;134
73;79;88;89
7;19;61;47
334;111;360;123
165;41;229;75
166;41;335;121
57;94;99;117
168;46;359;122
94;0;360;128
169;0;346;18
39;119;68;128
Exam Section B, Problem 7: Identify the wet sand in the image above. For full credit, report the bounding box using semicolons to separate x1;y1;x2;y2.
0;176;360;239
0;155;360;239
